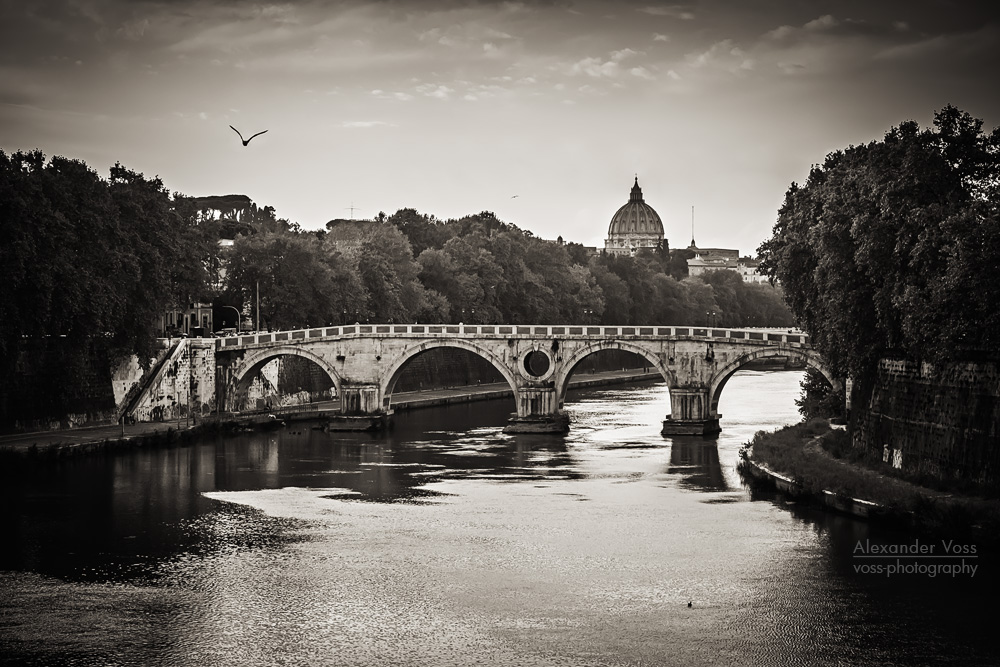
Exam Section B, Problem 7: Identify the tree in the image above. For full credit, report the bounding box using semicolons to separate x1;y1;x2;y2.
795;368;845;421
226;231;346;330
758;106;1000;392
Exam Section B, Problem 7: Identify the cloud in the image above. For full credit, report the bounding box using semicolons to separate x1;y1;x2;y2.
610;48;639;61
804;15;838;31
637;6;695;20
570;48;641;78
777;62;806;74
630;66;655;80
371;90;414;101
653;33;669;42
416;83;454;99
417;21;517;52
199;111;208;120
117;18;150;40
766;14;912;43
688;40;742;67
341;120;394;128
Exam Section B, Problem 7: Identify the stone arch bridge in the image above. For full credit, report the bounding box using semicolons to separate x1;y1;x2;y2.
214;323;837;435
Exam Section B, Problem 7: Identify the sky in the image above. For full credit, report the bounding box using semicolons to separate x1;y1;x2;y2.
2;0;999;253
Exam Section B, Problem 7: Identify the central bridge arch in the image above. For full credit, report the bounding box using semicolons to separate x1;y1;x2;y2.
554;340;675;407
381;339;519;407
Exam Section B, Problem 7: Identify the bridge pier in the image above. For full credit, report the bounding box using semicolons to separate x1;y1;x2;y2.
661;387;721;436
503;385;570;434
329;382;391;431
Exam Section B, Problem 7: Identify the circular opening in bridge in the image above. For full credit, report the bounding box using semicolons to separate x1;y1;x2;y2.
523;350;551;377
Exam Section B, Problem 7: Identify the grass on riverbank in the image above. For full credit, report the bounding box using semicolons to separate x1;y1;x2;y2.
743;419;923;509
741;420;1000;540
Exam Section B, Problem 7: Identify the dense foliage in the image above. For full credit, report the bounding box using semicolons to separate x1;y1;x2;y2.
0;151;217;361
758;106;1000;389
219;208;793;331
0;151;220;422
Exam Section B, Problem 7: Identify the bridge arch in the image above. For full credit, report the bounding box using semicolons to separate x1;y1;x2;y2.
707;347;840;417
229;345;342;411
553;340;675;407
381;339;519;406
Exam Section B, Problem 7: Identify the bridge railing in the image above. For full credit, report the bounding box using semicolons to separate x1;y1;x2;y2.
213;324;809;349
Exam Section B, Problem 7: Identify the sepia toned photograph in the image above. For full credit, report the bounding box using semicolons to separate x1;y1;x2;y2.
1;1;998;665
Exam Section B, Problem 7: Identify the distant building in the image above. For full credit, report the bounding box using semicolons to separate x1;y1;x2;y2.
162;302;213;336
605;177;664;256
736;257;769;284
687;246;769;283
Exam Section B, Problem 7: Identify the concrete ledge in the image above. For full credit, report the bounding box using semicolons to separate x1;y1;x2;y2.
740;457;887;520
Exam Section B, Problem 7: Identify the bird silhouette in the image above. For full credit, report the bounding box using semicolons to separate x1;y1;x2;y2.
511;195;519;198
230;125;268;146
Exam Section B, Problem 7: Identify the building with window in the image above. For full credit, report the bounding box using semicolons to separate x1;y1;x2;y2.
687;248;769;283
161;302;213;337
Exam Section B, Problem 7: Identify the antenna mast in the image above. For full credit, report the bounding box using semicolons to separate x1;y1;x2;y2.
691;205;696;247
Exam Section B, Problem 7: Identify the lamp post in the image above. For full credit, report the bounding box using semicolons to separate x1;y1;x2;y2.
583;308;594;324
222;305;242;333
706;310;716;328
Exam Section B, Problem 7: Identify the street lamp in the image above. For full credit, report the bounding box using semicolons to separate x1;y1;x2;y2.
706;310;717;328
222;305;242;333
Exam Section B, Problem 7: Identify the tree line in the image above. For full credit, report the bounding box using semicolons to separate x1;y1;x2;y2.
220;209;793;332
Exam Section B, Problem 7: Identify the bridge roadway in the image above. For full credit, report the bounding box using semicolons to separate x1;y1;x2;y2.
214;323;837;435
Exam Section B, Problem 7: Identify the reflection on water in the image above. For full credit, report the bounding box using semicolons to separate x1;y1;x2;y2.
1;371;997;666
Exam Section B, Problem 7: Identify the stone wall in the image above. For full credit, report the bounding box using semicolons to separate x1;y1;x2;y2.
129;340;217;422
852;359;1000;489
2;339;119;431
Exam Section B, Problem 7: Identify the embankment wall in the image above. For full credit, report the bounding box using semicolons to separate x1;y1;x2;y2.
852;359;1000;489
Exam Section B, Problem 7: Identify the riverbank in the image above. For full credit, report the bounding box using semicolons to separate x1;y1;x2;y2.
740;420;1000;542
0;369;661;458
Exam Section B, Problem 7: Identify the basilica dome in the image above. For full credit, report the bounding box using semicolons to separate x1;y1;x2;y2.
605;177;664;255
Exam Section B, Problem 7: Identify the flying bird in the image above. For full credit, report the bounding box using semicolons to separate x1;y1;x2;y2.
230;125;268;146
511;195;519;198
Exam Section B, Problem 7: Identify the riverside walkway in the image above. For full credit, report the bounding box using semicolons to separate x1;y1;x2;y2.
0;369;660;455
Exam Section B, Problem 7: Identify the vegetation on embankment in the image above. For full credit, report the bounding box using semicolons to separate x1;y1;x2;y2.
740;420;1000;541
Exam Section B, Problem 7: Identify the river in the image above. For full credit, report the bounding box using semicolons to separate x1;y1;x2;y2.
1;370;995;666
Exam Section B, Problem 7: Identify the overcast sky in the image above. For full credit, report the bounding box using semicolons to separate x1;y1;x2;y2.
2;0;998;252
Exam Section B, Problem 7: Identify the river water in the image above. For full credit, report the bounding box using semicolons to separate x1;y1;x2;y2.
1;370;995;666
